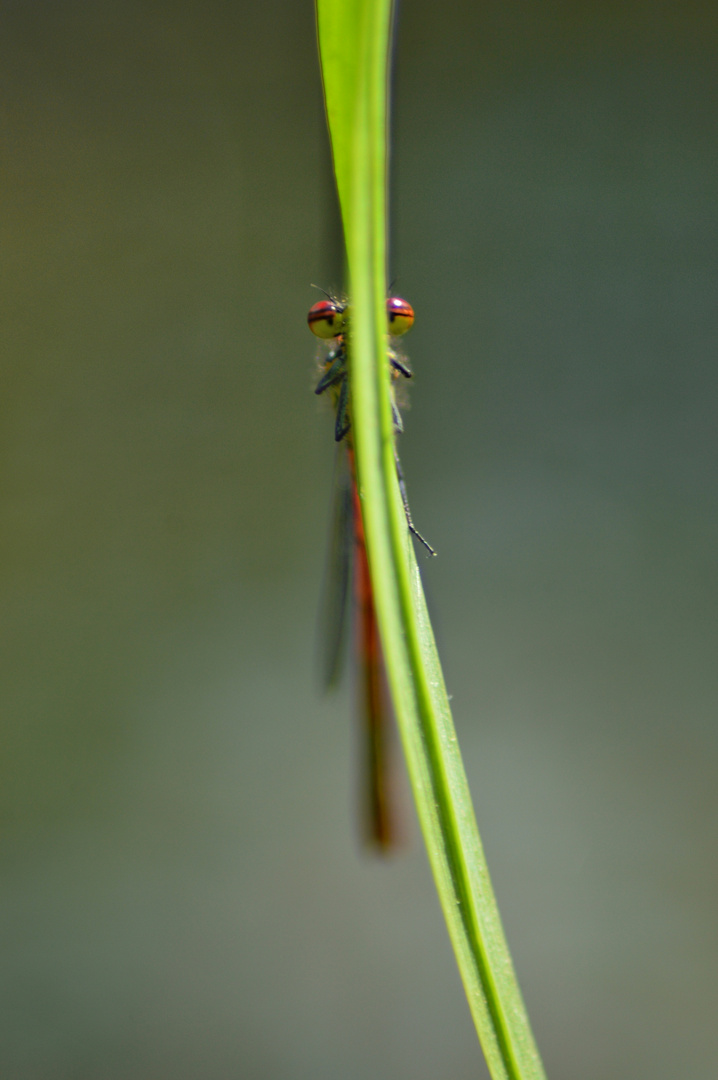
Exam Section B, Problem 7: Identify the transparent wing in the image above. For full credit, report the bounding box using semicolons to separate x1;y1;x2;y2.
317;446;354;689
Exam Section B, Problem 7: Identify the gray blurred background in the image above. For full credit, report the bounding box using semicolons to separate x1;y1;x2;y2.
2;1;717;1077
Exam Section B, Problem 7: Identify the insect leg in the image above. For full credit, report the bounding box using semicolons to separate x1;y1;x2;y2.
389;353;412;379
315;351;346;395
335;374;351;442
391;399;404;435
394;449;436;556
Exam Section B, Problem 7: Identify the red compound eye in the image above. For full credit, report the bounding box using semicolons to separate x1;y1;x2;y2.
308;299;347;339
386;297;414;336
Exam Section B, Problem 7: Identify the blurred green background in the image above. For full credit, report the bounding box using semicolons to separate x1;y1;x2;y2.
2;2;717;1077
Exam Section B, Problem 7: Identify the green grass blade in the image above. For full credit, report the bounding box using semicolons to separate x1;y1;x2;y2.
314;3;548;1078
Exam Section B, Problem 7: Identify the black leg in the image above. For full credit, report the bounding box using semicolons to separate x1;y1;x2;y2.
390;353;412;379
315;352;346;395
394;449;436;556
335;375;351;442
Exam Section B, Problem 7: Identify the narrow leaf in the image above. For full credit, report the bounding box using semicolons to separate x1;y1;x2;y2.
315;3;547;1077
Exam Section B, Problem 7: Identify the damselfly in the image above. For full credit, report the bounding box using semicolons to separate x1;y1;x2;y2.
308;293;434;849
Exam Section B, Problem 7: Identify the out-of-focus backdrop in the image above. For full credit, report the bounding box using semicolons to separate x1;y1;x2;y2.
2;2;717;1077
